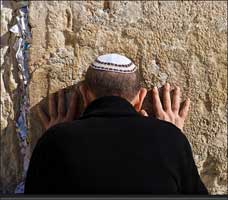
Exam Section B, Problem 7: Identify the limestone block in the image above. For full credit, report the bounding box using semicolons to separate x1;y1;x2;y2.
1;0;23;193
1;1;227;194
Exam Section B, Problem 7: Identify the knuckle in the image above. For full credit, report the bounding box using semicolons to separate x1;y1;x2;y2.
50;113;57;118
176;86;180;91
168;113;174;120
58;111;65;116
164;87;169;92
50;118;56;124
164;107;171;112
167;111;173;117
65;116;70;121
156;111;165;119
172;106;179;112
164;84;170;91
57;116;63;121
61;117;66;122
156;114;164;120
166;112;177;122
164;115;171;122
152;89;158;95
180;110;187;117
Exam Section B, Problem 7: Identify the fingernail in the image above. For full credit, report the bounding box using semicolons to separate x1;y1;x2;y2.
153;86;158;92
140;110;148;117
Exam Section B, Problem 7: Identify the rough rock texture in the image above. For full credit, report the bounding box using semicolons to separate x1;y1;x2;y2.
1;1;227;194
1;0;25;193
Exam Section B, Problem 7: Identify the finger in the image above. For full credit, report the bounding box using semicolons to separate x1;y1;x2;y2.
179;98;191;119
58;89;65;117
163;83;171;111
172;86;181;113
140;109;148;117
66;90;79;121
37;105;50;129
49;92;57;119
152;86;164;116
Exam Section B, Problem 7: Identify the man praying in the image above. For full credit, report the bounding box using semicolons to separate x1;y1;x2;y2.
24;53;208;194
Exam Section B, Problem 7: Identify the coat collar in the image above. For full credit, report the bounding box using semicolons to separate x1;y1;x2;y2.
80;96;140;119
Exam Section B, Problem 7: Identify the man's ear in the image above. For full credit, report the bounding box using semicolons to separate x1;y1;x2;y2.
133;88;147;112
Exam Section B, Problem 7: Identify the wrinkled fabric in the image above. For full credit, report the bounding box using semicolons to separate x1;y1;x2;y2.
25;96;208;194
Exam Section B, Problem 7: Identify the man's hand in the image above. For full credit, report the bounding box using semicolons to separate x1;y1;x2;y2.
141;83;190;131
37;89;79;130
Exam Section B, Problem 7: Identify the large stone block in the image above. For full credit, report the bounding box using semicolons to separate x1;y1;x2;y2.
1;1;227;194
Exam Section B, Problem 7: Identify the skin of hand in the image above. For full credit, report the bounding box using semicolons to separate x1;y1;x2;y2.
38;83;190;132
140;83;190;131
37;89;79;130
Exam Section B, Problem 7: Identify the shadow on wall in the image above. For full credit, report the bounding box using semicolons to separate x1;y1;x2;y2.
1;73;179;194
29;82;83;152
1;1;21;194
28;81;156;153
1;69;218;194
1;82;83;193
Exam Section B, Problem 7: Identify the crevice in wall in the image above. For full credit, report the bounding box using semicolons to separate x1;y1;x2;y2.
6;1;32;193
103;0;111;13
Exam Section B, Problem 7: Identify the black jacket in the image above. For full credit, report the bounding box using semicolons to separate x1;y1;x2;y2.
24;96;208;194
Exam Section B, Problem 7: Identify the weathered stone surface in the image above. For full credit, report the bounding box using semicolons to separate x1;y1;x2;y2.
1;0;24;194
1;1;227;194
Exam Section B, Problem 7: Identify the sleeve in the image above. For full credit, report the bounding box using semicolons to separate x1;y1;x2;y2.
24;129;62;194
180;134;209;194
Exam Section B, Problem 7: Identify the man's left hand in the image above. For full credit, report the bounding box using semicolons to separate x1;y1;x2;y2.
140;83;190;131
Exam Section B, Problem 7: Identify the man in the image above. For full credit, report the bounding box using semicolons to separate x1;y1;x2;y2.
24;53;208;194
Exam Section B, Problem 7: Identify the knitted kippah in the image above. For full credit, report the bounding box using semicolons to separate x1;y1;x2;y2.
90;53;137;73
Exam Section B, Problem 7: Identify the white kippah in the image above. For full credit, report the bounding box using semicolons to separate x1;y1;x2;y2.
90;53;137;73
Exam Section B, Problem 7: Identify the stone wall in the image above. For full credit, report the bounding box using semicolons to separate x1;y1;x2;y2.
1;0;24;193
1;1;227;194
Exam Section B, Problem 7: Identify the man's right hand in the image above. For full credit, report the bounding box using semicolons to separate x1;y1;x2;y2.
141;83;190;131
37;89;79;130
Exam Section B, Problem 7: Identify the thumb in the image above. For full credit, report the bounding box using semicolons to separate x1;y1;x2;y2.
140;109;148;117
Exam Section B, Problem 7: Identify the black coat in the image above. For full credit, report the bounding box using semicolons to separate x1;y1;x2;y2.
24;96;208;194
